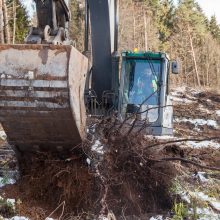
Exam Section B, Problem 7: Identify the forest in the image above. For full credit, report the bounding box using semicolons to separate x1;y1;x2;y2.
0;0;220;89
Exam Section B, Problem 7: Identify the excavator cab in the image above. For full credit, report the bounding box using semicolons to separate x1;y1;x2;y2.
118;51;175;135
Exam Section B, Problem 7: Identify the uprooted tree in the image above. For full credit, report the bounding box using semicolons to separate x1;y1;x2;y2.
16;110;219;218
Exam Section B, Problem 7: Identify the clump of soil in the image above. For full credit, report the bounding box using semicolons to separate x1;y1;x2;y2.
99;135;176;217
7;120;180;219
16;148;98;217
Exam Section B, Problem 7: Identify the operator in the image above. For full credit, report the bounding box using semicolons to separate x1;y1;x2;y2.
129;66;158;105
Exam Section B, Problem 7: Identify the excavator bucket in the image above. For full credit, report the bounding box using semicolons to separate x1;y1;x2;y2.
0;44;88;153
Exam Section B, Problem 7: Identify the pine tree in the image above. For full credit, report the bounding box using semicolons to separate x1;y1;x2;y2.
14;0;29;43
209;15;220;43
170;0;209;86
148;0;159;12
7;0;29;43
156;0;175;50
69;0;84;50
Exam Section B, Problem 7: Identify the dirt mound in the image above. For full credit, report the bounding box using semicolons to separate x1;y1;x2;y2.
98;135;175;216
16;149;97;217
4;120;181;219
1;87;219;219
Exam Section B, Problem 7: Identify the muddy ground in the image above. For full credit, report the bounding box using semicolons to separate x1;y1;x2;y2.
0;87;219;220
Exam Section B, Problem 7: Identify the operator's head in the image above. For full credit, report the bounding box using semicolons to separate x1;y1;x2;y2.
142;66;152;77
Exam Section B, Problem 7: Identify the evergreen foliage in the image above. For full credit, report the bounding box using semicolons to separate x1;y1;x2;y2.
14;0;29;43
209;15;220;43
69;0;220;89
7;0;30;43
69;0;84;50
0;0;219;89
157;0;175;49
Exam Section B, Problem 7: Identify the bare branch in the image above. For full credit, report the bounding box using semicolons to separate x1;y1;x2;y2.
146;137;220;149
151;157;220;171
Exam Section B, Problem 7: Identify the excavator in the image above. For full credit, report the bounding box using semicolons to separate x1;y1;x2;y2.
0;0;179;155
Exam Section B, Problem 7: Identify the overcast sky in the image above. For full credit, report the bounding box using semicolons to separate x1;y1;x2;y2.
22;0;220;24
174;0;220;24
196;0;220;23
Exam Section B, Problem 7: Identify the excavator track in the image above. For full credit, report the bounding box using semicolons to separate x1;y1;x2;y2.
0;44;88;153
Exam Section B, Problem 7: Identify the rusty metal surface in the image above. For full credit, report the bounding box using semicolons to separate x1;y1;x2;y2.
0;44;88;152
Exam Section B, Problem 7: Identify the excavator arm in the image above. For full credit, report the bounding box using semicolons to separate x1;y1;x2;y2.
25;0;71;45
84;0;119;103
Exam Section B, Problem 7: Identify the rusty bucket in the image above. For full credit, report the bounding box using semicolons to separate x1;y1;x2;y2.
0;44;88;152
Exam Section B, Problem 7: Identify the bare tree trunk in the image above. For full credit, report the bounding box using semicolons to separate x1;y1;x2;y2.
217;62;220;91
144;12;148;51
3;0;10;43
206;61;210;87
12;0;16;44
133;13;136;49
184;50;187;84
0;0;4;43
201;53;206;87
201;67;205;87
188;28;201;87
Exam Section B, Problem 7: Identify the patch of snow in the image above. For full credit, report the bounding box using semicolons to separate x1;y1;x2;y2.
170;90;183;97
91;140;104;155
7;199;15;210
155;135;176;140
1;73;6;79
0;177;16;187
9;217;30;220
45;218;55;220
170;96;194;104
185;140;220;149
193;172;209;183
194;127;201;132
86;158;91;165
89;124;97;134
171;87;202;97
0;130;7;140
170;87;200;104
171;86;187;94
206;120;219;128
195;192;209;200
192;192;220;212
175;118;219;129
210;201;220;211
179;191;191;204
216;110;220;117
149;216;163;220
146;135;176;140
189;208;220;220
